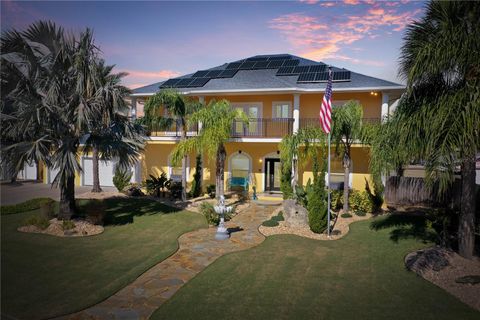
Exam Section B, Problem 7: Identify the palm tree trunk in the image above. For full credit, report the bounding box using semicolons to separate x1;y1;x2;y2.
458;156;476;259
216;144;226;199
59;174;75;220
343;153;350;213
181;124;187;202
91;147;102;193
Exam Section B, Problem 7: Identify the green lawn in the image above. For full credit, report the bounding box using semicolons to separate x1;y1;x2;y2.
1;197;207;320
152;214;479;320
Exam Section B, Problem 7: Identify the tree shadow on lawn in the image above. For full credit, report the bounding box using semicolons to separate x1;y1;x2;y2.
370;209;438;244
76;197;182;226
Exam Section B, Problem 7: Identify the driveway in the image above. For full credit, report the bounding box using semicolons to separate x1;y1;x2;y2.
0;181;116;206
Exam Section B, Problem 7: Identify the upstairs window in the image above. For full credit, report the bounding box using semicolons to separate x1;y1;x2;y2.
272;102;291;119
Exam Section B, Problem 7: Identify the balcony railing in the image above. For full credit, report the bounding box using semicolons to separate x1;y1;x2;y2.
231;118;294;138
299;117;380;129
147;120;199;137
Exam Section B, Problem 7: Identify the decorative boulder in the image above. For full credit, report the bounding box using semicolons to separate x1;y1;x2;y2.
405;246;451;275
283;199;309;228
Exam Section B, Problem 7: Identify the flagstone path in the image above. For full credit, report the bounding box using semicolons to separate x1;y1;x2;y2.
61;203;276;320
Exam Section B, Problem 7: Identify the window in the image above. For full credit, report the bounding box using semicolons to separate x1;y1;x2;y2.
169;155;189;182
230;153;250;178
272;102;291;119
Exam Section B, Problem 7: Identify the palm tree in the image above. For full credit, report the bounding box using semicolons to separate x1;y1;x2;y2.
143;89;201;202
331;100;364;214
2;21;107;219
392;1;480;258
83;60;144;192
171;99;247;199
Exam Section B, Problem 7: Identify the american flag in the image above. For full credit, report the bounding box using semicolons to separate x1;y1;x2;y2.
319;67;333;134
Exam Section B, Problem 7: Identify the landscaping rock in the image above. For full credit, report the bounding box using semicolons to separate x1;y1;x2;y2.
283;199;308;228
405;246;451;275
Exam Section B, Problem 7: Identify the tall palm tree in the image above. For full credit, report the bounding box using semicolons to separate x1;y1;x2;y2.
171;99;247;199
83;60;144;192
393;1;480;258
143;89;201;202
331;100;364;214
2;21;106;219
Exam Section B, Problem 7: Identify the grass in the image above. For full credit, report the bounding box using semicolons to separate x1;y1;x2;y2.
1;197;207;320
152;214;479;320
1;197;55;215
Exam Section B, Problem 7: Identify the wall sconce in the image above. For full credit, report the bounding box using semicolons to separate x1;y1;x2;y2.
238;150;242;154
276;150;280;154
259;159;263;163
370;91;378;96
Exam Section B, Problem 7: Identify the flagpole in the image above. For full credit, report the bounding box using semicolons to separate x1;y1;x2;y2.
327;131;331;237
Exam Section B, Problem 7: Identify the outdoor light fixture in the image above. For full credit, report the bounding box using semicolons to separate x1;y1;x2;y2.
259;159;263;163
238;150;242;154
214;196;232;240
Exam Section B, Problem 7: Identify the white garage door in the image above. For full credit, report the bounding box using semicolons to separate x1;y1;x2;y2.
82;158;116;187
17;162;37;180
48;167;60;184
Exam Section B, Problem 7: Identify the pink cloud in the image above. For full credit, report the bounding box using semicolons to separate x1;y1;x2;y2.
344;0;360;4
115;69;181;89
299;0;320;4
269;6;422;64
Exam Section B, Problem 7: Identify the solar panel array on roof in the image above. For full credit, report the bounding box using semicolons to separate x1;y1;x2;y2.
159;55;351;89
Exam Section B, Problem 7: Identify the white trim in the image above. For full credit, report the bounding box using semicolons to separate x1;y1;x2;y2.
130;86;405;97
271;101;292;119
168;154;189;182
147;136;282;143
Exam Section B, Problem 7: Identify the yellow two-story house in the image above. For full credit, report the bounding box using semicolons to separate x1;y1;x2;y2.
128;54;404;194
40;54;403;194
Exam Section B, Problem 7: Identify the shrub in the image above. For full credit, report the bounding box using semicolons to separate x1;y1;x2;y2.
84;200;106;225
271;211;284;222
1;198;55;215
330;190;344;211
168;181;183;200
62;220;76;230
365;177;384;212
113;167;133;192
355;210;367;217
280;166;294;199
24;215;50;230
206;184;216;199
125;184;145;197
262;219;279;227
146;172;170;197
307;157;328;234
190;154;203;198
341;213;352;218
201;202;219;225
349;190;374;214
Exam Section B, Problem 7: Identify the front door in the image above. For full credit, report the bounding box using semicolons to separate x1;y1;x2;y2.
265;158;281;192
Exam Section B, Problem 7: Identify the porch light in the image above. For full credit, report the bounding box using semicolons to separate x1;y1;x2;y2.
259;159;263;163
238;150;242;154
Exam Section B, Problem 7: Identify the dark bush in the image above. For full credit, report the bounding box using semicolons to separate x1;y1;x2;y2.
341;213;352;218
125;184;145;197
168;181;183;200
62;220;75;230
190;154;203;198
200;202;219;225
262;219;279;227
206;184;216;199
281;166;294;199
1;198;55;215
24;215;50;230
271;211;284;222
307;157;328;234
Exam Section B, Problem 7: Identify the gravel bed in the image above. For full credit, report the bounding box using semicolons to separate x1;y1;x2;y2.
18;218;104;237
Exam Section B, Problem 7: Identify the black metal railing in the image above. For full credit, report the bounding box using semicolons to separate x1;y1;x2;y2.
231;118;294;138
147;120;199;137
299;117;380;129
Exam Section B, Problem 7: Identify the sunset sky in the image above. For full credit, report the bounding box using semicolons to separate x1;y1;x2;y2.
1;0;426;88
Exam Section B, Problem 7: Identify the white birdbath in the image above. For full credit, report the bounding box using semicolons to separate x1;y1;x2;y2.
214;195;232;240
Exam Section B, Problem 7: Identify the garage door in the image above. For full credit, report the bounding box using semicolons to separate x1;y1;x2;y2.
82;158;116;187
17;162;37;180
48;167;60;184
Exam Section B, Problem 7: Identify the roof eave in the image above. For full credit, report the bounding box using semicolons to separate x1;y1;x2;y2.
130;85;406;97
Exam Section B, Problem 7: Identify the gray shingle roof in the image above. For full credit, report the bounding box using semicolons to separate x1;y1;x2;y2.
132;54;403;95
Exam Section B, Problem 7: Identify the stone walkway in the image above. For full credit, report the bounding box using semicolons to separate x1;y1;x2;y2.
61;203;275;320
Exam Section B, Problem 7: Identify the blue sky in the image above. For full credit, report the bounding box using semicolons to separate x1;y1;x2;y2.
1;0;426;88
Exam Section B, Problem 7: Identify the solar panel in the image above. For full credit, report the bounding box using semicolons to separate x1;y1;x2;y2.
247;57;269;62
268;55;291;60
297;73;316;82
205;70;222;78
192;70;210;78
226;62;242;69
333;71;351;81
283;59;300;67
253;61;270;69
176;78;195;87
189;77;210;87
277;66;295;75
293;66;310;74
308;65;327;73
239;61;256;69
315;72;329;81
217;69;238;78
161;78;182;87
267;60;285;68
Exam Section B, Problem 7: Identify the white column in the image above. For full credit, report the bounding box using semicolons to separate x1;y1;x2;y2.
198;96;205;131
131;96;137;120
293;93;300;133
381;92;389;123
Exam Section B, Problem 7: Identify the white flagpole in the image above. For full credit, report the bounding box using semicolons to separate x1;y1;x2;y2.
327;131;331;237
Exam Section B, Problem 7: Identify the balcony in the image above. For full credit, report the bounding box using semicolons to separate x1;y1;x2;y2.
231;118;294;138
299;117;380;129
146;118;294;138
